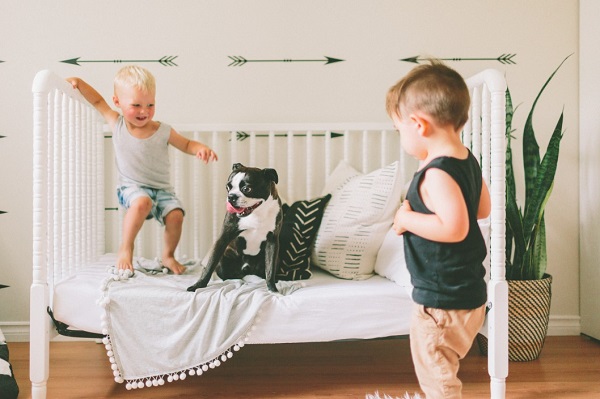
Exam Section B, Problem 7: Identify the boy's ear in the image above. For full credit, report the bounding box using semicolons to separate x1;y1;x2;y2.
112;95;120;108
411;113;430;137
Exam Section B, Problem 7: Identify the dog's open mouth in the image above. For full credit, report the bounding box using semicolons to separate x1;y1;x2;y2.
226;200;263;216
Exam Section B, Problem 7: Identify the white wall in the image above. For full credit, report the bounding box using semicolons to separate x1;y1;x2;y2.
0;0;580;340
579;0;600;340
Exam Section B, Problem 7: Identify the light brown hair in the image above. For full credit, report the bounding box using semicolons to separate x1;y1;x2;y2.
386;59;470;131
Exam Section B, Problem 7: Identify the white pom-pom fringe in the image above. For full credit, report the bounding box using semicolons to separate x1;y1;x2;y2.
365;392;423;399
116;340;250;390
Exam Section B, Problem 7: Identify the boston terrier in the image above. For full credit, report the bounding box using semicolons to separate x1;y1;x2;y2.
187;163;282;293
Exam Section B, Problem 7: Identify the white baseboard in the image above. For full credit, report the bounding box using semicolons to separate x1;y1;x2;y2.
2;315;583;342
0;322;30;342
547;315;581;336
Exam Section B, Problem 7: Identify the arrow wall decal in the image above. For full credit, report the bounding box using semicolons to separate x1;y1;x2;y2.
0;211;6;215
61;56;178;66
401;54;516;65
228;56;344;67
235;131;343;141
105;132;342;141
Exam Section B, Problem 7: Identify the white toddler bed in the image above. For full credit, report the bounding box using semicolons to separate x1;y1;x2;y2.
31;69;508;398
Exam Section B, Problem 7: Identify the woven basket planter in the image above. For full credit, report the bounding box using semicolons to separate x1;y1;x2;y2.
477;274;552;361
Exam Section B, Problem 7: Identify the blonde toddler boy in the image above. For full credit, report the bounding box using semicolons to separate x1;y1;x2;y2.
68;66;218;275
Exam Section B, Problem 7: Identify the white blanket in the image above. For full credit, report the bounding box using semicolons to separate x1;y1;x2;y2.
99;263;301;390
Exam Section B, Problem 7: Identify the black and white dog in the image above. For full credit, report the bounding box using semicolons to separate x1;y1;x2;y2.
187;163;282;293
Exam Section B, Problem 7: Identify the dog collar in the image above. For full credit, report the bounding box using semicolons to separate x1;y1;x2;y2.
227;201;263;217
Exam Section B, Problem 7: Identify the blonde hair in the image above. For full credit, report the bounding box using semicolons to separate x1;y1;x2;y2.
386;59;470;131
113;65;156;94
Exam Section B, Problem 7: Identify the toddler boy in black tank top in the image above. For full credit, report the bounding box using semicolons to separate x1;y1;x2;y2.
385;60;491;399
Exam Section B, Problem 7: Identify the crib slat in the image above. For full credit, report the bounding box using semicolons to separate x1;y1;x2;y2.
61;94;69;279
286;130;295;201
482;85;492;186
306;131;313;199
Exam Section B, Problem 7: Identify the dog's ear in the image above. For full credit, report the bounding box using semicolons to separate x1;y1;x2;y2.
232;163;244;171
263;168;278;184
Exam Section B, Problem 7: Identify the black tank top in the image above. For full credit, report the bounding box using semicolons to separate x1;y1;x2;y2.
404;151;487;309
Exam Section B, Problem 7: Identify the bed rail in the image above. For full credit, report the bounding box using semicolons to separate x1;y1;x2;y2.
31;69;507;399
103;124;413;262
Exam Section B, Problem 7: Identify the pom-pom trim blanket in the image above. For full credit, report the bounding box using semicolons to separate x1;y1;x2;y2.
99;263;301;390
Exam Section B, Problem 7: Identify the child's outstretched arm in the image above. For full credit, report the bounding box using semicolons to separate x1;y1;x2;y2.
393;168;469;243
168;129;218;163
66;77;119;130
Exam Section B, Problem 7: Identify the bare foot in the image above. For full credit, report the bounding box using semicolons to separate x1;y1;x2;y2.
162;256;185;275
117;246;134;274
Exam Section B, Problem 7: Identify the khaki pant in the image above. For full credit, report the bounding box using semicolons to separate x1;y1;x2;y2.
409;303;486;399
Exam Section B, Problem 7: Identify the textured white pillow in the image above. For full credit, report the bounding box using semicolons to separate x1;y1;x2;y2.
320;160;360;196
312;161;403;280
373;228;411;287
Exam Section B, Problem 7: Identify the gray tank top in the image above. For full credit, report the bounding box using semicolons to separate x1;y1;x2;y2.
112;116;172;190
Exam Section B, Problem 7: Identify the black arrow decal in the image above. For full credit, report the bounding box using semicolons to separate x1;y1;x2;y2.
0;285;9;289
0;211;6;215
61;56;178;67
401;54;516;65
235;131;344;141
228;56;344;67
106;132;344;141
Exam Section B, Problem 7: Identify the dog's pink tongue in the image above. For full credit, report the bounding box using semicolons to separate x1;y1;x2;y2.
226;202;243;214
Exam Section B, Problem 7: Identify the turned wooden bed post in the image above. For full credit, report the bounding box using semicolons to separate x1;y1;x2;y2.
31;70;105;399
467;69;509;399
31;69;52;399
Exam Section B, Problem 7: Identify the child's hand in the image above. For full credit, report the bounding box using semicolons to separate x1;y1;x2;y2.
393;199;412;235
195;145;218;164
66;77;79;90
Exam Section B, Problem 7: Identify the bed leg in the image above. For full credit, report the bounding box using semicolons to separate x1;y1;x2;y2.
487;280;508;399
490;377;506;399
30;284;49;399
31;383;48;399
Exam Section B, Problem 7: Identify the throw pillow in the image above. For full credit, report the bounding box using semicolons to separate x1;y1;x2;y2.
0;328;19;399
312;161;403;280
320;160;360;196
277;194;332;281
373;227;411;287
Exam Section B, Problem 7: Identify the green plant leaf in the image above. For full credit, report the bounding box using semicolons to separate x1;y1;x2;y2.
522;114;563;241
505;54;570;280
522;54;571;213
506;185;526;279
505;89;516;198
533;216;548;280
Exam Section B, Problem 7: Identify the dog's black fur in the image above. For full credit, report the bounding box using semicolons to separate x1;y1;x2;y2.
187;163;282;293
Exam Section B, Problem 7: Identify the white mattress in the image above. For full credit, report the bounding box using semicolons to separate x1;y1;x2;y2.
52;254;413;344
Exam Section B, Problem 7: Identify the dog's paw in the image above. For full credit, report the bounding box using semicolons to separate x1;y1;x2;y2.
186;285;198;292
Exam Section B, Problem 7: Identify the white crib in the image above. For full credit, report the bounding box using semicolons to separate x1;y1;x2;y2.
31;69;508;398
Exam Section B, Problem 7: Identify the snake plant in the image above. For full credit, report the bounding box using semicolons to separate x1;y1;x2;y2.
505;55;570;280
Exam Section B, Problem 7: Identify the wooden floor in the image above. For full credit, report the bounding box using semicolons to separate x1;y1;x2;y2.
9;335;600;398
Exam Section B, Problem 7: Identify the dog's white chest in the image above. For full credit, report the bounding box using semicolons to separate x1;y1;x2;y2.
238;197;279;256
